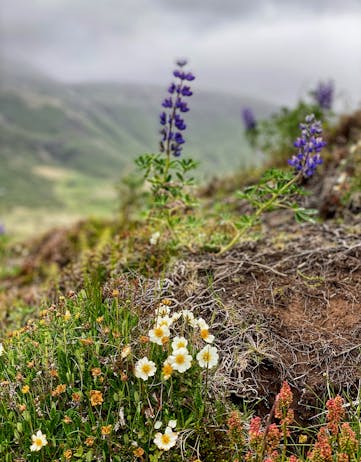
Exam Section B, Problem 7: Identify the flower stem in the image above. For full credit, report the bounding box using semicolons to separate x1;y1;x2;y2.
218;173;301;255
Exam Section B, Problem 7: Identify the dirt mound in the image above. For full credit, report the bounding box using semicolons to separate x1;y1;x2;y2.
146;221;361;418
327;110;361;145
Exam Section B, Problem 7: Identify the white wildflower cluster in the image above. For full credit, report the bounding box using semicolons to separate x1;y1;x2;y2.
134;302;219;383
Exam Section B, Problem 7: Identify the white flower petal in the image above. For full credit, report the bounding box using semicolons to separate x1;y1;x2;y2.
171;336;188;351
154;420;162;430
168;419;177;429
150;232;161;245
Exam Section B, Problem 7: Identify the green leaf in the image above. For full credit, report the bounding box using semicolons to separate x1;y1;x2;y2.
294;207;318;223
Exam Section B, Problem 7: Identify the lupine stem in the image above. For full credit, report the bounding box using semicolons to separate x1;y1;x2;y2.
223;113;326;256
218;173;301;255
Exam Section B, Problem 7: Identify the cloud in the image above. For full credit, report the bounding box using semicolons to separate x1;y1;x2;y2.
192;13;361;103
1;0;361;107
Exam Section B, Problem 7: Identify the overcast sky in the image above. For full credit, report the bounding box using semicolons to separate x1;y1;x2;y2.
1;0;361;107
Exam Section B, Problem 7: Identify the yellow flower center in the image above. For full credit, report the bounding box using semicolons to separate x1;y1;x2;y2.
35;438;43;447
175;354;185;365
200;329;209;339
177;341;186;348
163;363;173;375
142;364;151;374
154;327;163;338
161;434;171;444
202;352;210;362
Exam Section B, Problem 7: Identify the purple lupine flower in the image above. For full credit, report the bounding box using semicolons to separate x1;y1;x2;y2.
174;132;185;144
0;223;5;235
177;101;189;112
173;69;185;79
185;72;195;81
159;59;195;157
168;83;176;94
160;112;166;126
181;86;193;97
174;114;186;130
162;97;173;108
242;107;257;131
288;114;326;177
313;81;334;110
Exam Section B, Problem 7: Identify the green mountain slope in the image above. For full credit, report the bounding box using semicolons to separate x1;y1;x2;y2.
0;62;277;235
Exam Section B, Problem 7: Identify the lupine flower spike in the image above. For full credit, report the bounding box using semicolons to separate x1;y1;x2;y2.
288;114;326;177
313;81;334;110
159;59;195;158
242;107;257;131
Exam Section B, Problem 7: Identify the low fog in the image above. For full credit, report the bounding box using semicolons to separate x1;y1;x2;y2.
1;0;361;107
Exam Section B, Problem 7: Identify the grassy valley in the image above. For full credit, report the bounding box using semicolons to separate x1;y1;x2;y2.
0;63;276;237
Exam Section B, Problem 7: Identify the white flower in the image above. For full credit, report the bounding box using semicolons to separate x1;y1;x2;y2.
199;328;215;344
156;315;172;328
0;343;4;356
168;419;177;429
197;345;219;369
197;318;209;329
170;311;182;323
149;325;170;345
155;304;171;317
168;348;192;373
181;310;197;327
162;359;174;380
154;426;178;451
150;231;161;245
197;318;215;343
154;420;162;430
30;430;48;452
134;357;156;381
171;336;188;351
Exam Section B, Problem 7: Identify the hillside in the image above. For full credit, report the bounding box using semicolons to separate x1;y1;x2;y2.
0;62;276;236
0;107;360;460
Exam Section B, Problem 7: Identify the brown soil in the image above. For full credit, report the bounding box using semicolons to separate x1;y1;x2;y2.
140;220;361;419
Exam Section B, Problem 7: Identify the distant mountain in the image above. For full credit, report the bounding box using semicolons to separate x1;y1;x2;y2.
0;61;277;212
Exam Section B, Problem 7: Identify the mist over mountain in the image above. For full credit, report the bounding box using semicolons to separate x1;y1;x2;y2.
0;61;277;205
